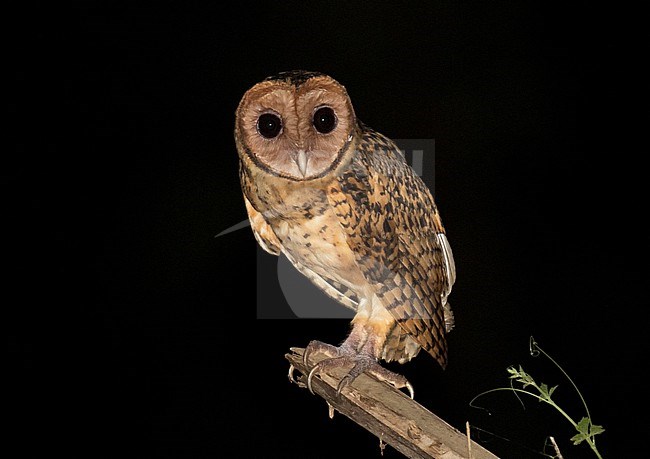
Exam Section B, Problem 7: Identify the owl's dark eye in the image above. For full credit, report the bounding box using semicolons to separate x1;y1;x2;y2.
257;112;283;139
312;106;337;134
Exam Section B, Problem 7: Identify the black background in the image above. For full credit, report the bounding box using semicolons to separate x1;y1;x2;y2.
7;2;646;458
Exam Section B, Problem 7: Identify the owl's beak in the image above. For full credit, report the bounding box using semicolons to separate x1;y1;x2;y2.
295;149;309;177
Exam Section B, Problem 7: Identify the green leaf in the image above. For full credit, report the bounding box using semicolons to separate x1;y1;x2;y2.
548;385;558;397
590;424;605;436
570;432;587;445
514;366;535;388
576;417;590;434
539;383;549;398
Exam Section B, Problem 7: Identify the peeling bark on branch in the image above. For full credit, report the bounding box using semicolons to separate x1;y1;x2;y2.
286;348;499;459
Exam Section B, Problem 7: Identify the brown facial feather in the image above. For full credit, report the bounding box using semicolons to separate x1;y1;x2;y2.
236;83;299;175
235;75;355;181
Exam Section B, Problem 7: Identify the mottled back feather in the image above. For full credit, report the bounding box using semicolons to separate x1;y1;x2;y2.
326;126;454;368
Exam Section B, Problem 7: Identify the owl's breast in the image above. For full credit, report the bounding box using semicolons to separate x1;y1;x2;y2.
244;170;368;297
273;208;367;296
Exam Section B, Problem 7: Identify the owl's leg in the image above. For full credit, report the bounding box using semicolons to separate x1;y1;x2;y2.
303;319;414;399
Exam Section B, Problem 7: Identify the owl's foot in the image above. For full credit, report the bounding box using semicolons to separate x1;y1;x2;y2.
303;340;414;399
287;343;341;385
302;339;343;367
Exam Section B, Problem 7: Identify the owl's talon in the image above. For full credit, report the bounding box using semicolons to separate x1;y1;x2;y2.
307;366;320;395
303;349;311;369
307;355;348;394
288;364;307;388
405;381;415;399
336;375;352;396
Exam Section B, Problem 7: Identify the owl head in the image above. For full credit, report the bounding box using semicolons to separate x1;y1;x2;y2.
235;71;357;181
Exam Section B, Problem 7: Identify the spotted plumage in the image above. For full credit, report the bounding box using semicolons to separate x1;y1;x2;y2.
235;71;455;395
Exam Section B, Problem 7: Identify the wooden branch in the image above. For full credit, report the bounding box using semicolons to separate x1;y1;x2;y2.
286;348;499;459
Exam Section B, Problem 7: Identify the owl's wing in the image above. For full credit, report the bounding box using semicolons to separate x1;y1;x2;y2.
327;130;455;368
244;196;282;255
283;251;360;311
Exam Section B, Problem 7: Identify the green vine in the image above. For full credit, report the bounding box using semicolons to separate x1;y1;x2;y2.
470;337;605;458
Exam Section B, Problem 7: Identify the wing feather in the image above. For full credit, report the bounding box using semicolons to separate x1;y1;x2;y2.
327;128;455;368
244;196;282;255
282;251;360;311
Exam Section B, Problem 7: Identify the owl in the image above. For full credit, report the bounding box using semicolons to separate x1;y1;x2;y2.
235;71;456;397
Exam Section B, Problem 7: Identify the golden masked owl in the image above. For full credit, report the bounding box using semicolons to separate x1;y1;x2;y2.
235;71;455;397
